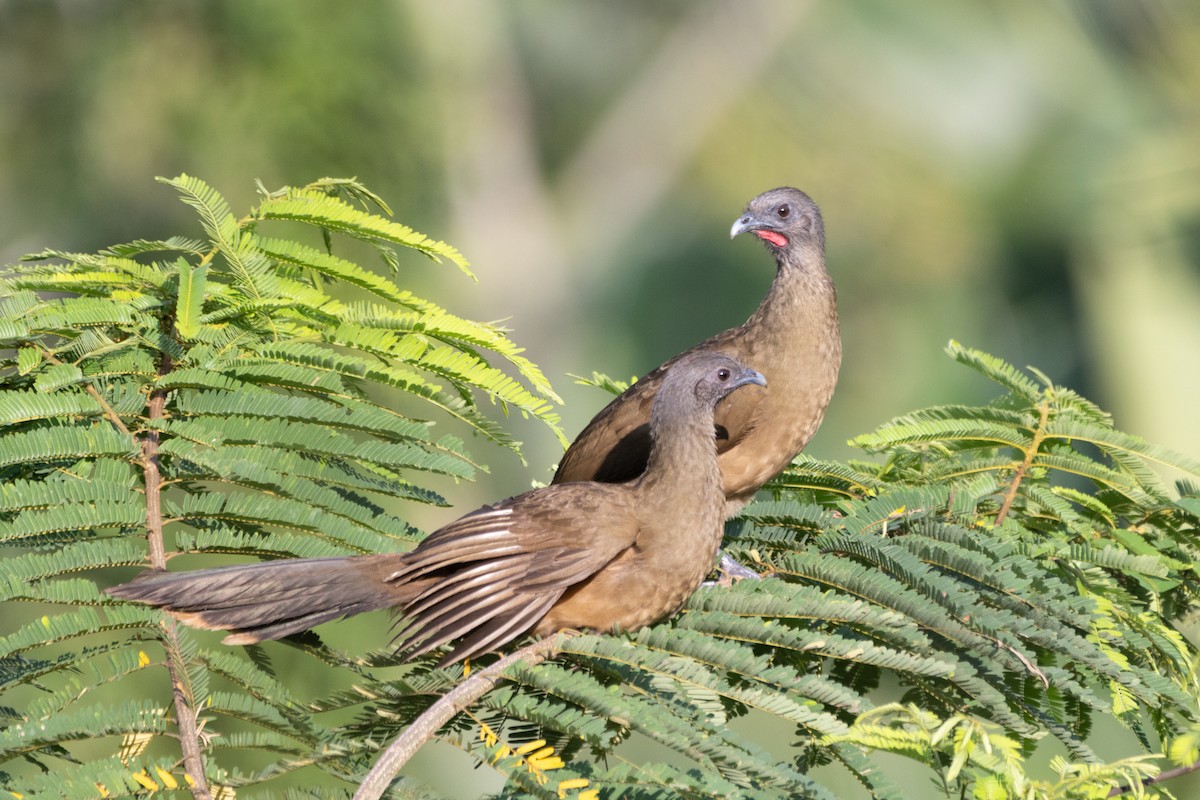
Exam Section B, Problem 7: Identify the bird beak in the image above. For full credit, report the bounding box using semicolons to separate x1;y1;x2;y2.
734;369;768;390
730;214;757;239
732;212;788;248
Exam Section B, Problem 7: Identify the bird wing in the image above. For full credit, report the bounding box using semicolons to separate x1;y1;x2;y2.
553;368;662;484
554;330;760;484
387;483;640;665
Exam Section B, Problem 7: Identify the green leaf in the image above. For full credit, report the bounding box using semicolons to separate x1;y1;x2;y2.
946;340;1044;401
174;256;207;339
32;362;84;393
255;185;475;278
16;345;41;375
0;389;103;426
0;425;138;469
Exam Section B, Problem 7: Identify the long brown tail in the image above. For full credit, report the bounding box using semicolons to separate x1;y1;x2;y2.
107;555;414;644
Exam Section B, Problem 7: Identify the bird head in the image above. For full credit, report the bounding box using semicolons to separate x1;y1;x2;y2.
685;353;767;406
729;187;825;256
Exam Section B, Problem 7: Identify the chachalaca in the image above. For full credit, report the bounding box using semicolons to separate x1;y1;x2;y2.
107;352;766;666
554;187;840;524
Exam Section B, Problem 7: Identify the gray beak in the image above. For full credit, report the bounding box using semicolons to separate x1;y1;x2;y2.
730;214;756;239
734;369;768;389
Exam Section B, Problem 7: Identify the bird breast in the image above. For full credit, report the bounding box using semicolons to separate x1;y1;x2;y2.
533;465;727;636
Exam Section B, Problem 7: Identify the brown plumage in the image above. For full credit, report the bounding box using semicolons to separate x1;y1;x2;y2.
554;187;840;516
107;352;766;666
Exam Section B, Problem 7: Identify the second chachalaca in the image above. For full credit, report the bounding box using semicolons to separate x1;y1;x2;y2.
107;352;765;665
555;187;840;520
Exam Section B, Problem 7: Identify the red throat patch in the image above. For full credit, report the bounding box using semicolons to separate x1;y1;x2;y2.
754;230;788;248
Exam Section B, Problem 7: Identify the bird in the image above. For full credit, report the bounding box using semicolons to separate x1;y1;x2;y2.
554;188;840;550
107;352;766;666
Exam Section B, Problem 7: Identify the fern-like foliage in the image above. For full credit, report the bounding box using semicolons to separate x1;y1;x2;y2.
0;176;562;797
4;181;1199;800
338;344;1200;799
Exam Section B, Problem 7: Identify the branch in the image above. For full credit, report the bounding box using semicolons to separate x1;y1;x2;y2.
995;400;1050;526
35;346;133;438
352;633;574;800
160;618;213;799
1108;758;1200;797
985;635;1047;687
140;354;212;800
40;341;211;796
141;384;169;568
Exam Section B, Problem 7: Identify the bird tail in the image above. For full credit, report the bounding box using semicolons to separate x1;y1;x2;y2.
106;555;414;644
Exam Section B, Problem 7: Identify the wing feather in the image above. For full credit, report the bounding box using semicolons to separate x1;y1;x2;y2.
442;596;560;665
387;483;641;663
554;329;757;485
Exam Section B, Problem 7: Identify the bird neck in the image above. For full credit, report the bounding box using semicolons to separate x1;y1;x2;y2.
635;403;723;509
745;242;837;335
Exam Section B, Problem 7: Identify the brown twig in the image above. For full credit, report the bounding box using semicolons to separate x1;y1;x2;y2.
160;618;212;798
35;347;133;438
141;383;170;569
985;635;1048;687
1108;758;1200;796
352;634;573;800
995;400;1050;526
137;353;211;798
42;341;212;796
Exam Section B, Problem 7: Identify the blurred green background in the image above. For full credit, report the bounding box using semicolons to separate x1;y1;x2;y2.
2;0;1198;795
2;0;1198;505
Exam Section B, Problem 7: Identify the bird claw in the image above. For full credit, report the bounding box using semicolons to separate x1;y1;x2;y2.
701;551;769;589
720;552;765;582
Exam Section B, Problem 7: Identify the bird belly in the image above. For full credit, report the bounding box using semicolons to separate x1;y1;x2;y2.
717;399;829;504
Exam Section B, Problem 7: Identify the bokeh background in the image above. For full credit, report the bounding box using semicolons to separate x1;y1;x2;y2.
2;0;1198;795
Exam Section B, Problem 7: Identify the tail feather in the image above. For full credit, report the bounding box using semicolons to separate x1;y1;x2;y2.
107;555;412;644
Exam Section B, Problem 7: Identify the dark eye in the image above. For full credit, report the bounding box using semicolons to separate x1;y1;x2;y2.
777;204;791;218
716;368;730;381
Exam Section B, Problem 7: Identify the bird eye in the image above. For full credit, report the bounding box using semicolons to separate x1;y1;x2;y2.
717;368;730;381
777;204;790;218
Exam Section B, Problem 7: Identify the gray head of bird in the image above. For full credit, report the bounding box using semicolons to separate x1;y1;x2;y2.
729;187;825;258
665;352;767;411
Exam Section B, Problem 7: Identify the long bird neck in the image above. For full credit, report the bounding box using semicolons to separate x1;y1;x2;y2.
635;397;723;511
745;241;837;337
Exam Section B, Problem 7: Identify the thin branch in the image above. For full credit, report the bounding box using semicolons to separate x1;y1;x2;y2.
352;633;574;800
35;346;133;438
160;618;212;799
140;352;212;800
1108;758;1200;797
142;382;170;569
995;400;1050;526
41;338;210;797
985;635;1048;687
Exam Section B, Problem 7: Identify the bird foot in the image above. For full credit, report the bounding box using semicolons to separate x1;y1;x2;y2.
702;552;769;589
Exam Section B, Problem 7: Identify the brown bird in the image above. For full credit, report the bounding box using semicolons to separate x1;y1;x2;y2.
107;352;766;666
554;187;840;532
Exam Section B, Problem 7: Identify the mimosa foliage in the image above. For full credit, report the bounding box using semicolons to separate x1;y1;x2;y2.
0;176;563;797
2;173;1198;799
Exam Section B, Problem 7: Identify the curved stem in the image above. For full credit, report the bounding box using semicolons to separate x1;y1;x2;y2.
995;400;1050;526
353;634;572;800
35;346;132;438
1108;758;1200;797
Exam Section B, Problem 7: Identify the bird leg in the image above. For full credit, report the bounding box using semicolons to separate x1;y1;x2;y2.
720;551;765;581
701;551;767;588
